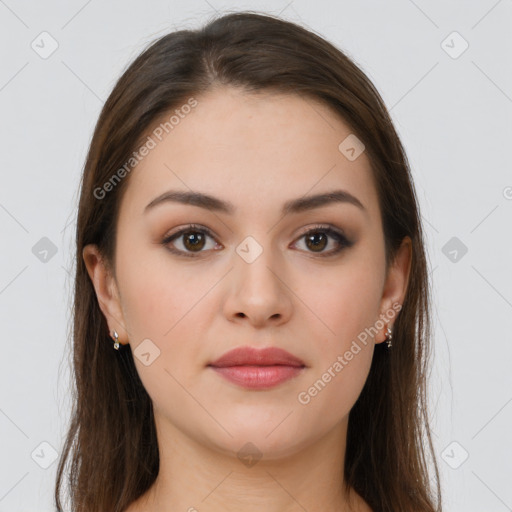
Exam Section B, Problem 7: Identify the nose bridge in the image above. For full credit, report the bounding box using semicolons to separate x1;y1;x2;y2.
225;233;292;324
235;233;282;294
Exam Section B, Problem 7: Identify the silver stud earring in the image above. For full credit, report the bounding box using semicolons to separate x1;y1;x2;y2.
111;330;120;350
385;326;393;348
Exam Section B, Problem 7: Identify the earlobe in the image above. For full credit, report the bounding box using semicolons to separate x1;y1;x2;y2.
377;236;412;344
82;244;129;346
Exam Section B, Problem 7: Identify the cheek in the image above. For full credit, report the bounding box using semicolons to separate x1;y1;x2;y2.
300;257;384;350
116;239;199;340
292;255;383;411
116;250;218;380
120;273;180;340
116;259;211;408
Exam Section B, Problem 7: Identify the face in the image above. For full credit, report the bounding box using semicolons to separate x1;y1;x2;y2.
84;86;410;460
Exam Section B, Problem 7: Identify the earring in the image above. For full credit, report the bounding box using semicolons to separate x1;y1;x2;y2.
111;330;120;350
385;325;393;348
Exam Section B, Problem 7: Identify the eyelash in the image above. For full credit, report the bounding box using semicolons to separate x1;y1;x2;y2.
161;223;353;259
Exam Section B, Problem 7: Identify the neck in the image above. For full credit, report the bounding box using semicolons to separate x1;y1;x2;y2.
129;414;368;512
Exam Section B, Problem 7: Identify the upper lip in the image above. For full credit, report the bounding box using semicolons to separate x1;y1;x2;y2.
209;346;305;368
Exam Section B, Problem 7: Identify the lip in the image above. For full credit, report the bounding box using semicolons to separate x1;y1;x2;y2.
208;346;306;390
209;346;305;368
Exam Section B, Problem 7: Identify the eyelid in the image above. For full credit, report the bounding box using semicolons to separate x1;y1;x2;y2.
163;223;217;242
161;223;221;258
294;223;345;238
291;223;353;256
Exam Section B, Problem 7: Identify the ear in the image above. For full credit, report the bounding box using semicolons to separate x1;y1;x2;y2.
82;244;129;346
376;236;412;344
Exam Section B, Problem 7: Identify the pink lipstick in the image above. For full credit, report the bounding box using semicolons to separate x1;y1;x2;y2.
208;346;306;390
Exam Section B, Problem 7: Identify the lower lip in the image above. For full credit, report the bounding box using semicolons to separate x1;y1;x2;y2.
209;365;304;389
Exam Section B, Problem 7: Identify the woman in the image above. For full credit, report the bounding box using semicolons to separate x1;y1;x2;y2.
55;11;442;512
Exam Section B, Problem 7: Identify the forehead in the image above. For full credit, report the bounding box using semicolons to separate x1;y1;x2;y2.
119;87;380;222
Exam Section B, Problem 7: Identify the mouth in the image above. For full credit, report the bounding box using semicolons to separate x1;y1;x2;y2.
208;346;306;390
209;365;305;389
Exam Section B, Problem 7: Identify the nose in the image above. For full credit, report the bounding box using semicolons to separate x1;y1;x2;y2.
223;243;293;328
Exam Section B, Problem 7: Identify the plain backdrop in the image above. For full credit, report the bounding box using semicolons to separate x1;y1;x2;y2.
0;0;511;510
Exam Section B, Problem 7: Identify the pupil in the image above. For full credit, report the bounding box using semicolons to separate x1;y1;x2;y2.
307;233;326;251
185;232;204;251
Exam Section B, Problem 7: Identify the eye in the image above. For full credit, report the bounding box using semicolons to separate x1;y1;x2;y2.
162;224;221;258
292;224;353;257
161;223;353;258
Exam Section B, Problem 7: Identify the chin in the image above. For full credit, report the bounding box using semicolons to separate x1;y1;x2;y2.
202;422;315;463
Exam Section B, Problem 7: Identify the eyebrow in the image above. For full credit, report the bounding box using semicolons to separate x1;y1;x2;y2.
144;188;366;216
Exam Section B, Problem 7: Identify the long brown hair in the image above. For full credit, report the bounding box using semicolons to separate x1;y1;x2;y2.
55;10;442;512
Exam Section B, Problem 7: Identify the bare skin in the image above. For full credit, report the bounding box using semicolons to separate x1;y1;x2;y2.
84;86;411;512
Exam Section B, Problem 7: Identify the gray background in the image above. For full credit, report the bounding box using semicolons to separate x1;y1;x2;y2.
0;0;511;510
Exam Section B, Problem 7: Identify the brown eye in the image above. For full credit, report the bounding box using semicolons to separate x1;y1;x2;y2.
304;232;328;252
293;225;353;257
162;224;220;257
182;231;206;251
